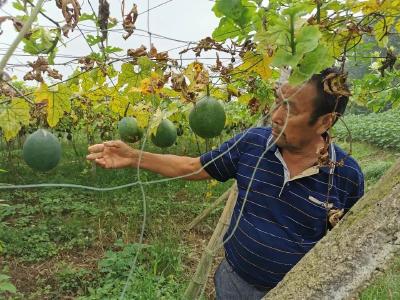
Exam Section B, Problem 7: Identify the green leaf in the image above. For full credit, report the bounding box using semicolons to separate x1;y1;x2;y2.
104;46;123;54
80;13;97;22
257;17;290;47
12;0;25;12
212;0;255;28
295;26;321;55
118;57;154;90
212;0;243;21
289;44;333;85
0;98;30;141
323;0;342;11
282;3;314;18
0;274;10;281
22;28;58;57
212;17;241;42
0;282;17;293
86;34;102;46
271;48;302;68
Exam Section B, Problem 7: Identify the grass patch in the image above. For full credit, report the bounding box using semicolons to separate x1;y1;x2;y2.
0;138;231;299
359;256;400;300
0;136;398;299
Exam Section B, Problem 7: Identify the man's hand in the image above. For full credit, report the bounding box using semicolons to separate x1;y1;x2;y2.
87;140;210;180
87;140;137;169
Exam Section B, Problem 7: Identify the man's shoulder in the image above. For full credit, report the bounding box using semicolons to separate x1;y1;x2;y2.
239;126;272;145
332;143;363;177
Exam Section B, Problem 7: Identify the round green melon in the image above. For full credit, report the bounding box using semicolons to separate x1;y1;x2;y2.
151;119;177;148
23;129;62;172
189;96;226;139
118;117;141;142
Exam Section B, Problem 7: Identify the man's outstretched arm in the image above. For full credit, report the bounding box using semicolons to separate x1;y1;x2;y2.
87;140;211;180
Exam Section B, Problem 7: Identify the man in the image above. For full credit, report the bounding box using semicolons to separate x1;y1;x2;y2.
87;67;364;299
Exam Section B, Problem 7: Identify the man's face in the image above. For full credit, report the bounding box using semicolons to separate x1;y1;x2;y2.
270;82;325;151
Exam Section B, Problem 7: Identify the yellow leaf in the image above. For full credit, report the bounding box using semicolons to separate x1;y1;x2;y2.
361;0;400;14
237;52;272;80
0;98;30;141
209;180;218;187
395;20;400;34
110;95;129;115
131;103;151;128
139;78;151;95
227;84;239;97
159;87;180;98
211;88;228;101
184;62;209;92
148;108;163;136
374;19;389;48
238;94;253;105
131;72;165;95
166;102;179;117
34;83;72;127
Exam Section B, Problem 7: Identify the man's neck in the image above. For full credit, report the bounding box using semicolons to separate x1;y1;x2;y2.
280;136;326;177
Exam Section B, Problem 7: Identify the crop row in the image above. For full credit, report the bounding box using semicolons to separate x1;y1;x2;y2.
333;110;400;150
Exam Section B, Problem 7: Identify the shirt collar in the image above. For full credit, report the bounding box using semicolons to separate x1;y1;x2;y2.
266;131;336;175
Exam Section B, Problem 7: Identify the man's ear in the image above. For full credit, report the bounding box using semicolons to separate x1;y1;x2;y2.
316;113;335;134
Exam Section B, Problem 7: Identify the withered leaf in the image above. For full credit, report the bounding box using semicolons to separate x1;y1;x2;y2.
171;73;186;92
210;52;222;73
98;0;110;41
122;3;138;40
323;72;351;97
127;45;147;58
23;57;63;82
78;56;95;71
57;0;81;37
47;69;63;80
328;209;344;228
149;44;158;58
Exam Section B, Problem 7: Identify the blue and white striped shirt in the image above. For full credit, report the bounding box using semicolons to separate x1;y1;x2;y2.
200;127;364;289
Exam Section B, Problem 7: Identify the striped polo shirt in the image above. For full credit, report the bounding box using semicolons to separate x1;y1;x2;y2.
200;127;364;289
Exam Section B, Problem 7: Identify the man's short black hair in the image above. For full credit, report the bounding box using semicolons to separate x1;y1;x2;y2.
308;67;350;126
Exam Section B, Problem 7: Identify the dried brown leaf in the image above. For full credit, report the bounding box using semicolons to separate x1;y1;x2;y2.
171;73;186;92
23;57;62;82
127;45;147;58
122;3;138;40
47;68;63;80
323;72;351;97
78;56;95;71
57;0;81;37
149;44;158;58
98;0;110;41
328;208;344;228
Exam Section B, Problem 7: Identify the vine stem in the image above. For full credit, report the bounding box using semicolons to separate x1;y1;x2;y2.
290;14;296;55
0;0;46;75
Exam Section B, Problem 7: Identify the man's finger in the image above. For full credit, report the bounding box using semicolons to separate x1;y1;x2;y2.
86;153;103;161
96;158;116;169
104;140;123;148
88;144;104;153
95;158;107;168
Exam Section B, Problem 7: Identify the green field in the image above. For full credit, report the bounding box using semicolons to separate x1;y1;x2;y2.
0;130;399;299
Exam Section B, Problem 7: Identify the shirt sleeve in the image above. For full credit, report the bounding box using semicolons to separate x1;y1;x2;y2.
200;131;247;182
